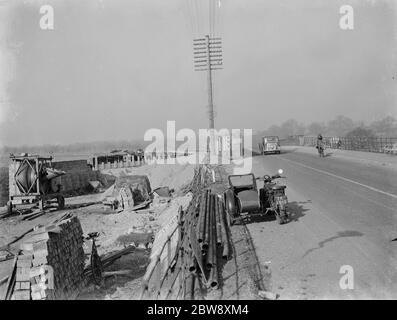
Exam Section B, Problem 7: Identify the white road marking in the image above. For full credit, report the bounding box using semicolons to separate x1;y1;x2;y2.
278;157;397;200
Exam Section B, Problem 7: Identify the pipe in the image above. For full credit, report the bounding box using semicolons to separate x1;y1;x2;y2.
221;200;230;260
206;194;216;270
203;190;211;251
184;272;195;300
208;196;219;288
193;273;202;300
215;196;222;247
219;199;227;245
209;261;218;289
187;250;197;273
189;258;197;273
197;189;208;244
164;265;182;300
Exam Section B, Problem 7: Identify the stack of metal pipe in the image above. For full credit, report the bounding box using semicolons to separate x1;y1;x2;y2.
193;188;231;289
171;167;231;299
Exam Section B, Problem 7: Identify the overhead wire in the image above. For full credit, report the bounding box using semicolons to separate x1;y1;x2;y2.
183;0;195;36
193;0;201;37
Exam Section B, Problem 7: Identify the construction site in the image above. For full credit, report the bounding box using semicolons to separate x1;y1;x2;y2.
1;0;397;303
0;150;273;300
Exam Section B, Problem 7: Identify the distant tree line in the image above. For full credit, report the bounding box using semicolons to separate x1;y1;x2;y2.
256;115;397;140
2;116;396;155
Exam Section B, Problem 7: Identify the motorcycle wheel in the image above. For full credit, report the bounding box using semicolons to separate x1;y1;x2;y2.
276;202;288;224
275;212;282;224
280;208;288;224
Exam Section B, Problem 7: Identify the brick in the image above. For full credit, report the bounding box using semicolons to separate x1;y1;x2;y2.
20;281;30;290
31;291;42;300
31;282;46;293
32;256;47;266
18;254;33;261
13;290;30;300
40;289;47;299
29;266;45;278
20;243;33;252
15;282;21;290
33;240;48;251
16;267;30;281
33;248;48;257
17;259;32;268
26;232;49;243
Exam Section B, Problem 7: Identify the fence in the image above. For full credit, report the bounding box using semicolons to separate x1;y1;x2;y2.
303;136;397;154
88;153;145;171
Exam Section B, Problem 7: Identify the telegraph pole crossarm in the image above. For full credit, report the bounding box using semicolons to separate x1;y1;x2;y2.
193;35;223;131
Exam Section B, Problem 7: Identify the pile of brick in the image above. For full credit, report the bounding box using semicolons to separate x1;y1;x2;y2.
12;216;86;300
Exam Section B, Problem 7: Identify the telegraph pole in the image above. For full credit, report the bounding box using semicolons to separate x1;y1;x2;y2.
206;36;215;129
193;35;223;130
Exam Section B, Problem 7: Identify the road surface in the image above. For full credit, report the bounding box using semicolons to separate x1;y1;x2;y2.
241;147;397;299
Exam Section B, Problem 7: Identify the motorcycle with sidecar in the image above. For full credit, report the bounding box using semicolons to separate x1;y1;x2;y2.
223;169;289;224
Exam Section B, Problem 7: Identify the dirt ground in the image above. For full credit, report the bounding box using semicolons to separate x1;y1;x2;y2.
0;162;195;300
0;160;271;300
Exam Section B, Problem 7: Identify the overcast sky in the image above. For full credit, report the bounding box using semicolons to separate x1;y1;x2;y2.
0;0;396;146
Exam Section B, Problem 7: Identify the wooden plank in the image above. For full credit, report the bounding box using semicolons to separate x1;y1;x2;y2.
0;276;8;286
20;209;42;221
0;228;35;252
103;270;132;277
3;250;20;300
26;211;46;221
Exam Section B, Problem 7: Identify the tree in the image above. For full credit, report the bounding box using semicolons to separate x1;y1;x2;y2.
326;115;355;136
345;127;377;150
306;122;327;136
279;119;305;138
370;116;397;137
345;127;376;138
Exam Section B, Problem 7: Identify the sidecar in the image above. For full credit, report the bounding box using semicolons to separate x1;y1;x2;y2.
223;173;266;223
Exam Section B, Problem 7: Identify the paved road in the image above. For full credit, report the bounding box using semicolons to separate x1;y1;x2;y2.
245;147;397;299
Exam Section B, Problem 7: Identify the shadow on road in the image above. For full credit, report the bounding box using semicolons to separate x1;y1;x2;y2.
250;150;262;157
302;230;364;259
279;148;298;154
287;201;310;222
241;213;277;224
233;200;310;225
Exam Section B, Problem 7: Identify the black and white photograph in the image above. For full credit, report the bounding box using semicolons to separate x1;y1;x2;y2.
0;0;396;303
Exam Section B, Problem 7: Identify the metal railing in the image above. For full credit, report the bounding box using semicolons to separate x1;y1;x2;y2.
303;136;397;154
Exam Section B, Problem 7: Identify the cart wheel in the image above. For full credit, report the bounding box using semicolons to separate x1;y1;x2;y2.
57;195;65;210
